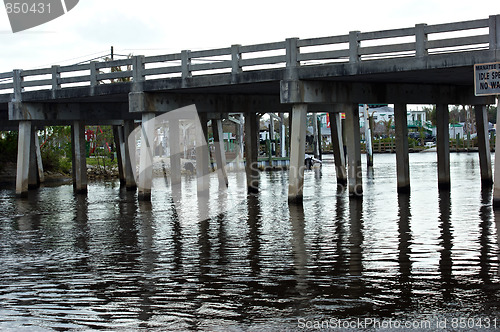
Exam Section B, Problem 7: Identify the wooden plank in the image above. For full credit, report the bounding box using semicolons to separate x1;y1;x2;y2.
0;72;12;79
298;49;349;61
59;63;91;73
427;35;489;49
359;42;416;56
144;54;181;63
426;18;488;34
0;82;13;90
190;61;232;72
22;79;52;87
190;47;231;58
240;41;286;53
21;68;52;76
98;70;133;80
143;66;182;76
359;27;415;41
95;59;132;69
297;35;349;47
59;75;91;84
240;55;286;67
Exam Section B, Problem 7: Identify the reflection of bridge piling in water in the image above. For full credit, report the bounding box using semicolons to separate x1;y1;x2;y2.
1;15;500;204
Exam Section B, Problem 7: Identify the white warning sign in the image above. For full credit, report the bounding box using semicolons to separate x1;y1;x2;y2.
474;62;500;96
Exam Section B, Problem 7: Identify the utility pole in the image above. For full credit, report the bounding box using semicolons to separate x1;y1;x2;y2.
111;46;114;61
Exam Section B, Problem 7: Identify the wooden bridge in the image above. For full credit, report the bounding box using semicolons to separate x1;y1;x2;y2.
0;15;499;204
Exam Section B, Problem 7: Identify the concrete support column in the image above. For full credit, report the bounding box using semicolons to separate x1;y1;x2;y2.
196;113;210;193
34;131;44;184
395;103;410;193
138;112;155;200
169;118;182;186
312;113;320;159
245;112;259;193
213;119;228;188
329;109;347;185
15;121;32;197
72;121;87;194
28;128;41;189
288;104;308;203
113;125;126;185
344;103;363;196
123;120;137;191
436;104;450;190
474;105;493;185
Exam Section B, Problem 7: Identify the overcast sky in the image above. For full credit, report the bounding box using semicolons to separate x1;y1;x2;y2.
0;1;496;73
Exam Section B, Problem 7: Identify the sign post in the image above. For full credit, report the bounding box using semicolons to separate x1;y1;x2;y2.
476;62;500;207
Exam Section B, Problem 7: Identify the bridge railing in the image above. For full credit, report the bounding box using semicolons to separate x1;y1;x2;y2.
0;15;497;96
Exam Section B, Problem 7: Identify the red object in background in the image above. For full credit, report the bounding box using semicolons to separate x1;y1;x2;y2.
85;129;95;141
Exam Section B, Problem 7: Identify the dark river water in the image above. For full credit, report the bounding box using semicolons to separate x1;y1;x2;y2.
1;152;500;331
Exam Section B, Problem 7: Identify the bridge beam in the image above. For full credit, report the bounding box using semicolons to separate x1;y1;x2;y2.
344;104;363;196
329;107;347;185
281;80;496;105
436;104;450;190
9;101;134;122
128;92;289;114
474;105;493;186
288;104;308;203
395;103;410;193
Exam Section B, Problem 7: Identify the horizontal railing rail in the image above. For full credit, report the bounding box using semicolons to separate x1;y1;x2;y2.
0;15;497;95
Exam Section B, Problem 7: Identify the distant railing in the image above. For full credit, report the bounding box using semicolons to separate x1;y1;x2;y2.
0;15;498;95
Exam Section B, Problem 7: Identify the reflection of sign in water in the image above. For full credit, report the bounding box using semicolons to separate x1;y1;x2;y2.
4;0;79;33
474;62;500;96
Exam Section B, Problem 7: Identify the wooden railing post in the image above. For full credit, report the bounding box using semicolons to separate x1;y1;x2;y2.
132;55;145;83
89;61;98;94
181;50;192;79
415;24;428;57
285;38;299;80
51;65;60;98
490;14;500;50
349;31;360;63
13;69;23;101
231;44;242;83
132;55;145;92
